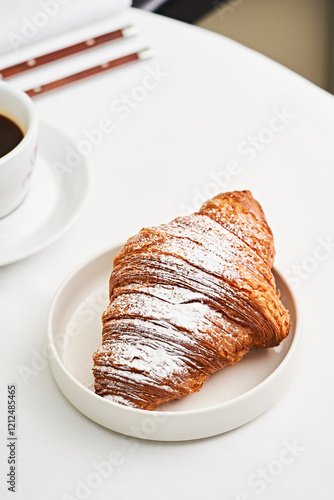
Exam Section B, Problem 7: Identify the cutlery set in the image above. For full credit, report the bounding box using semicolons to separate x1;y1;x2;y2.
0;25;153;96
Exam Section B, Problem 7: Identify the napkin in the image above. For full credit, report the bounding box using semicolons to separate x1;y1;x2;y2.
0;0;132;55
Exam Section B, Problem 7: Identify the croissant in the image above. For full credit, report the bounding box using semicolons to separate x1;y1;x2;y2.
93;190;291;410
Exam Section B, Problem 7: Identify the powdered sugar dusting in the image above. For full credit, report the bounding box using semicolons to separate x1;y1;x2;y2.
93;191;292;410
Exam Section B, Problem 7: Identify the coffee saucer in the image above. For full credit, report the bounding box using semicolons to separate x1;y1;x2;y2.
0;122;90;266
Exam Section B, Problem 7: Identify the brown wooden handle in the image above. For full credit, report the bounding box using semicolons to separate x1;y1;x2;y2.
25;52;141;97
0;27;134;79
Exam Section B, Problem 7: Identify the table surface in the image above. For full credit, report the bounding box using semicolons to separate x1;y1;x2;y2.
1;7;334;500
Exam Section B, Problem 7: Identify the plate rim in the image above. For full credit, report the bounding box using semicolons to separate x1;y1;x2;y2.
0;120;90;266
47;244;301;438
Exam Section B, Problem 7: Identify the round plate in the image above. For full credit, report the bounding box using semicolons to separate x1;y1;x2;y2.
47;245;300;441
0;122;90;266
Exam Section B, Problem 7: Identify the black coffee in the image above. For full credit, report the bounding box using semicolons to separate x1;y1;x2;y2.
0;113;24;158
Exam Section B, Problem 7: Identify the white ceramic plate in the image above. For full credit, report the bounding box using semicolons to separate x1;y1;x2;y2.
47;245;300;441
0;122;90;266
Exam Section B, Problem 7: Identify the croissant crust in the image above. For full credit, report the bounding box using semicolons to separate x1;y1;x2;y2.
93;191;291;410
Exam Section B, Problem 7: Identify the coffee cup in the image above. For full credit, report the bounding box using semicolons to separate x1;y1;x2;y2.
0;81;38;218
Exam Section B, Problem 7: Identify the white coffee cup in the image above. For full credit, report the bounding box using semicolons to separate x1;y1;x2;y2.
0;81;38;218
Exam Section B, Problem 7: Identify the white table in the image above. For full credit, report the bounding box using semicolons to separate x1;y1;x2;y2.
1;7;334;500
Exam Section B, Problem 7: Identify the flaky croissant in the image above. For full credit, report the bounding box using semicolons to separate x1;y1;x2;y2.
93;191;291;410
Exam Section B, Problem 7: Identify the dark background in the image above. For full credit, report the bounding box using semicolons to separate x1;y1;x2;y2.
132;0;220;24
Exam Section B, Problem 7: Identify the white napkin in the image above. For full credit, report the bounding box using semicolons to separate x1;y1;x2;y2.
0;0;132;55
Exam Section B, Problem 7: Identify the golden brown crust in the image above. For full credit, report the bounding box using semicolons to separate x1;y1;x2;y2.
93;190;291;410
199;190;275;268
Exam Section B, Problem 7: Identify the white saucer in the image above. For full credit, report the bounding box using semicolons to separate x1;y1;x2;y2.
47;245;300;441
0;122;90;266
